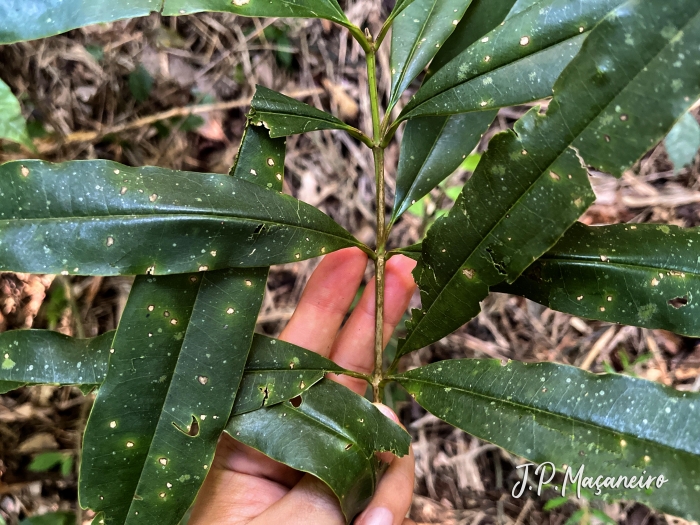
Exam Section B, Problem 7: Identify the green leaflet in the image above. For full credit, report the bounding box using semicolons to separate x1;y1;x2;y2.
162;0;351;28
232;334;345;415
392;111;497;222
388;0;472;110
0;159;368;276
393;359;700;521
230;123;286;188
495;222;700;337
665;112;700;173
0;330;113;393
400;0;625;120
396;0;700;360
249;85;362;140
226;379;411;523
392;0;519;222
0;78;32;149
0;0;351;45
79;269;264;524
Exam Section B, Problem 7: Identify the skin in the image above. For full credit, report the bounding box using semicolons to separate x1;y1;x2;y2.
190;248;418;525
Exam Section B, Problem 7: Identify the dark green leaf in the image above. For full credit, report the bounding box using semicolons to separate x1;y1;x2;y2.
0;0;159;44
396;107;595;358
394;359;700;521
0;78;32;149
19;512;76;525
80;268;264;524
225;379;411;522
401;0;626;120
162;0;352;29
397;0;700;359
392;111;496;222
249;85;360;139
665;112;700;173
128;65;153;103
230;123;286;189
388;0;472;110
0;160;367;276
495;222;700;336
426;0;518;76
232;334;345;415
0;330;113;393
389;243;422;261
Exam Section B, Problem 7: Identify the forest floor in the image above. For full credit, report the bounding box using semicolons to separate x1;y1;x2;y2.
1;2;700;524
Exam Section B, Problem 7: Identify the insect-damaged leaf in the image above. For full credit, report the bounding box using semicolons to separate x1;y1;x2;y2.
79;268;264;524
0;78;32;149
393;359;700;521
226;379;411;523
232;334;345;415
162;0;352;29
399;0;621;120
0;160;367;276
388;0;472;111
495;222;700;336
396;0;700;359
0;330;113;393
230;123;286;188
0;0;351;45
249;85;362;140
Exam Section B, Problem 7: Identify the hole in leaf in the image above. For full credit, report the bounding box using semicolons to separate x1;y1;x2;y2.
173;415;200;437
290;396;303;408
344;443;353;451
668;296;688;309
259;385;270;404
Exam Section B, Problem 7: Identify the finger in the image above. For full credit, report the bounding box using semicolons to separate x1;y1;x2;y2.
250;474;345;525
355;443;415;525
279;247;368;356
329;255;417;393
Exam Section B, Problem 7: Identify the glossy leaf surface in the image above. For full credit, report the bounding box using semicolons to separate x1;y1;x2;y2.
397;0;700;359
665;112;700;173
249;85;357;139
163;0;351;27
0;160;364;276
0;330;113;393
388;0;471;109
392;111;496;222
80;268;264;524
0;79;32;149
496;222;700;336
394;359;700;521
232;334;344;415
230;123;286;188
401;0;625;119
226;379;411;522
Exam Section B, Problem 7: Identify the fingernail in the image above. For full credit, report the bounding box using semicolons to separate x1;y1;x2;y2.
360;507;394;525
372;403;399;424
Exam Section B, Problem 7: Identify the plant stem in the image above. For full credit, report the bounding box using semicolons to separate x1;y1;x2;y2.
366;42;387;402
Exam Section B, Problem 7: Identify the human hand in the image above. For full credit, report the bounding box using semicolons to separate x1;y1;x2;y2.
189;247;418;525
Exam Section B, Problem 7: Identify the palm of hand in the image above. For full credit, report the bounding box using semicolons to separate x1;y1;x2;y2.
190;248;417;525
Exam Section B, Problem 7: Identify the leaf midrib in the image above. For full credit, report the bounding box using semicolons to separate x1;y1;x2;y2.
396;374;698;457
537;256;700;278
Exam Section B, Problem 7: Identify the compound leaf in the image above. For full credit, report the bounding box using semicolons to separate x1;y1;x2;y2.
249;85;361;140
0;330;113;393
162;0;351;28
665;112;700;174
0;78;32;149
399;0;623;120
388;0;472;110
225;379;411;522
79;268;264;524
232;334;344;415
393;359;700;521
396;0;700;360
0;160;367;276
495;222;700;336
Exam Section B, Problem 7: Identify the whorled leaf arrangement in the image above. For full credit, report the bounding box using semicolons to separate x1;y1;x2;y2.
0;0;700;523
